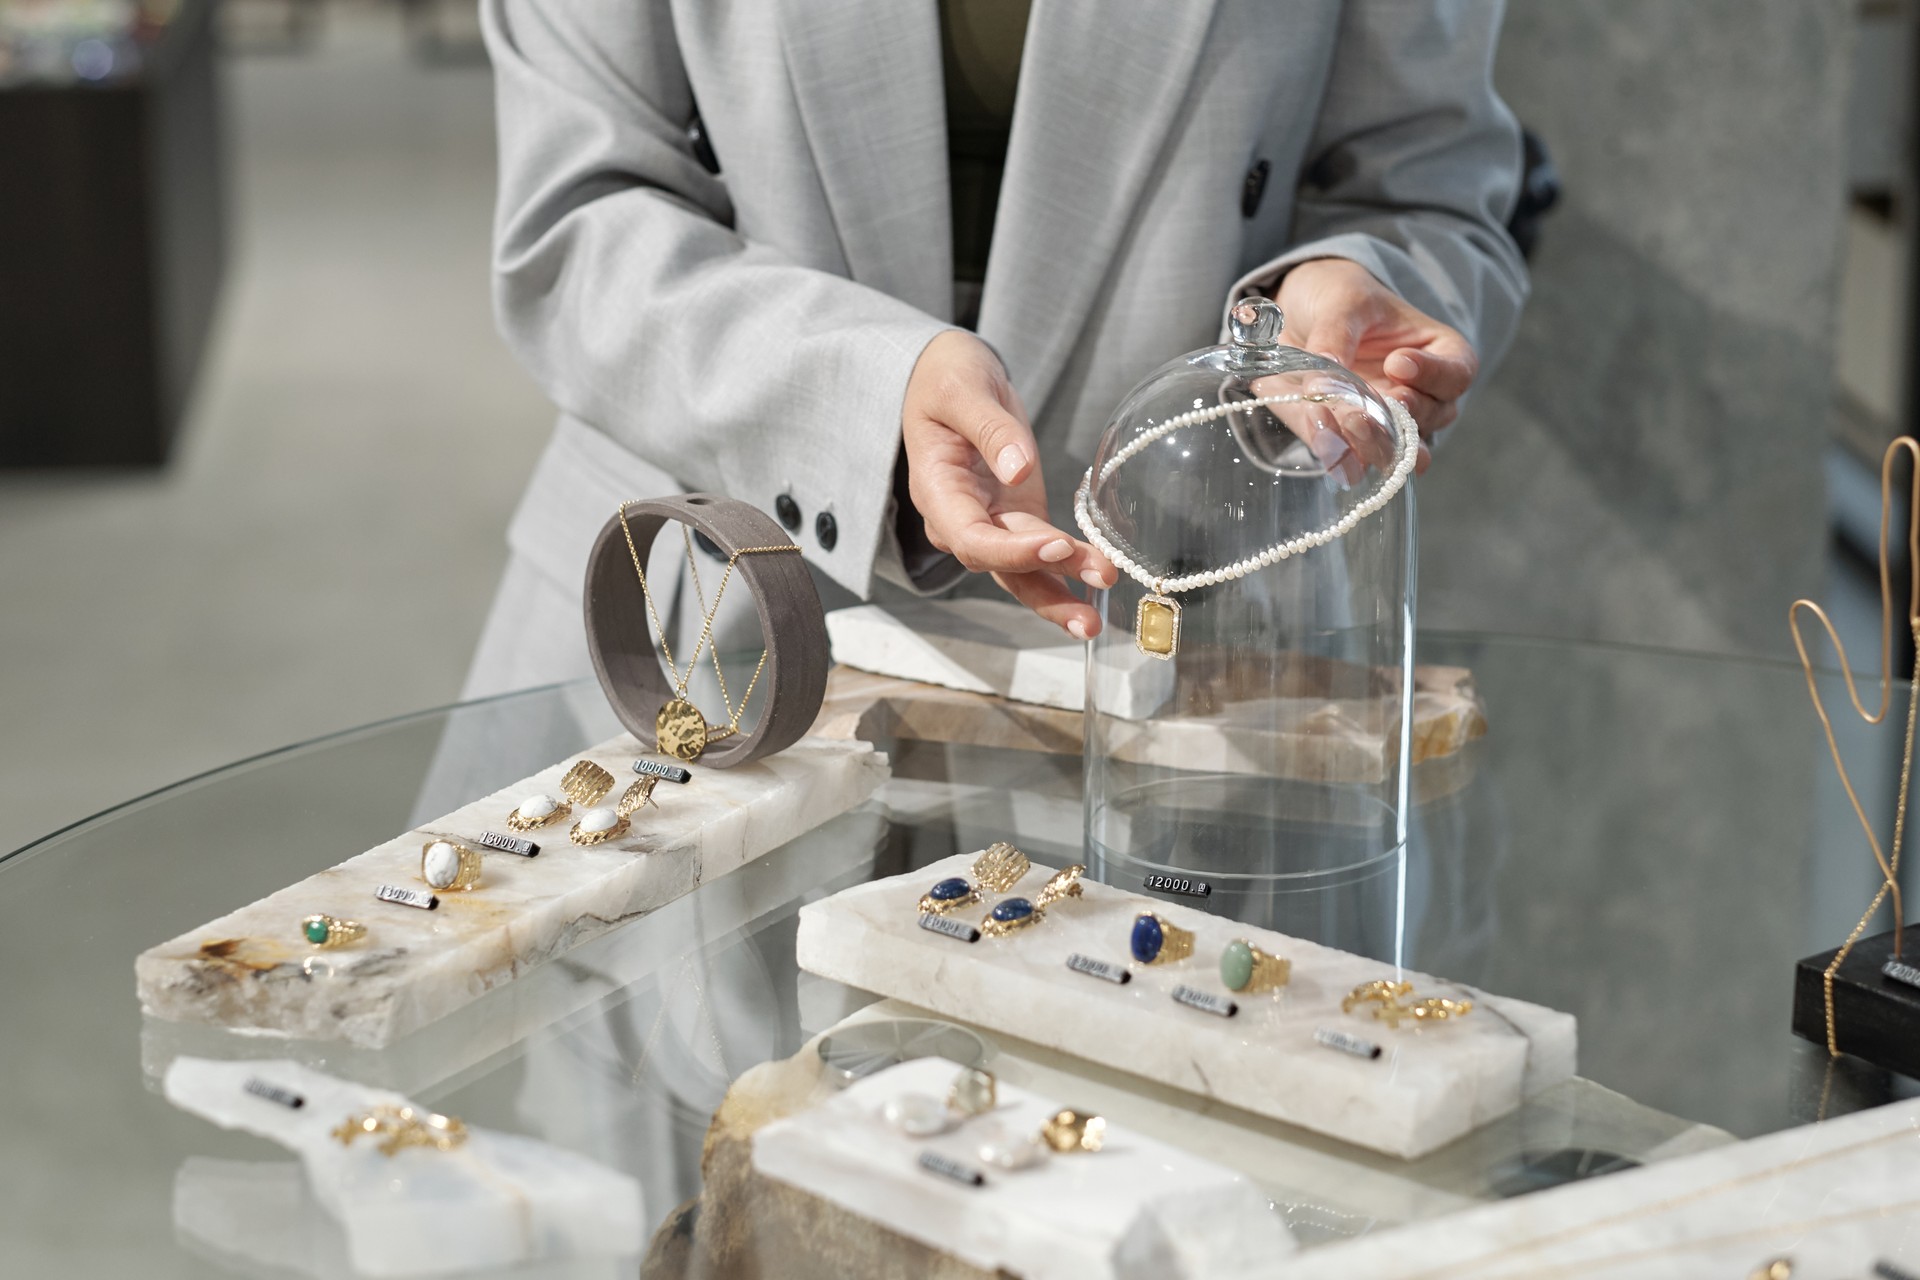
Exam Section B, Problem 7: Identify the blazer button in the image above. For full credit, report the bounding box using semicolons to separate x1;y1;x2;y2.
775;493;802;532
1241;158;1270;219
815;511;838;551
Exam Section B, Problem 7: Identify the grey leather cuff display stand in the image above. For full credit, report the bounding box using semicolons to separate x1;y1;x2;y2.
582;495;830;769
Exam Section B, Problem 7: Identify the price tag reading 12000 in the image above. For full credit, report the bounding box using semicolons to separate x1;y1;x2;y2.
1143;873;1211;899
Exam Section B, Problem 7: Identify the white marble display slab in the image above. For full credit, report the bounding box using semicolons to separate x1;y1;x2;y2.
165;1058;643;1277
753;1057;1296;1280
1278;1092;1920;1278
796;854;1577;1160
138;734;887;1047
827;599;1172;717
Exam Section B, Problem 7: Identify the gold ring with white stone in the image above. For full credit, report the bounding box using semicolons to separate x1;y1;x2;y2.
559;759;616;807
570;805;628;846
302;914;365;948
507;792;569;831
419;839;483;892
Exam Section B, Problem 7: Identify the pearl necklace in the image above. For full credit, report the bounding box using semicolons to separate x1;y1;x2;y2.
1072;392;1418;659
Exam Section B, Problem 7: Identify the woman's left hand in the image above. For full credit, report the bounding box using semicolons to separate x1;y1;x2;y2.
1272;258;1481;474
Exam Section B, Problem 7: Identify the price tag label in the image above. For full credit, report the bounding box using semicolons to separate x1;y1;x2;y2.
1314;1027;1383;1060
918;913;980;944
633;759;693;784
477;830;539;857
1883;958;1920;991
1171;984;1238;1018
375;884;439;911
917;1151;985;1187
243;1079;306;1109
1065;953;1131;985
1144;873;1211;899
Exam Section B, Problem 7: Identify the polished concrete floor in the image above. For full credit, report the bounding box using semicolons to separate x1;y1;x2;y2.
0;7;553;856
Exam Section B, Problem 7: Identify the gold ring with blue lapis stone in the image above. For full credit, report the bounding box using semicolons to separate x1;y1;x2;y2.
1129;913;1194;965
981;896;1044;937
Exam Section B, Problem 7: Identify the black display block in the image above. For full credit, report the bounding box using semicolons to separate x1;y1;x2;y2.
1792;924;1920;1080
0;0;226;467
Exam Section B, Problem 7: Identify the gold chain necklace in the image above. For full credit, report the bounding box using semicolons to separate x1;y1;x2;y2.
617;502;799;762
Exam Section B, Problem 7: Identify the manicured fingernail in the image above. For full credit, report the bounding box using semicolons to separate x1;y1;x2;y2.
996;445;1026;481
1080;568;1107;588
1067;619;1089;641
1038;539;1073;563
1385;352;1419;380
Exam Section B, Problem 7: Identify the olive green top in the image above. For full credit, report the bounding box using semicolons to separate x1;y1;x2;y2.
940;0;1031;301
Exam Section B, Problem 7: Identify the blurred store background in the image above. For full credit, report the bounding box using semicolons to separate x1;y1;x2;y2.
0;0;1915;855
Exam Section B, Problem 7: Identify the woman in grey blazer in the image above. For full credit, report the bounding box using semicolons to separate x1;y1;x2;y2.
468;0;1528;696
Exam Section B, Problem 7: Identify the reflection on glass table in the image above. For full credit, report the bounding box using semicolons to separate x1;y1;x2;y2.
1;631;1915;1277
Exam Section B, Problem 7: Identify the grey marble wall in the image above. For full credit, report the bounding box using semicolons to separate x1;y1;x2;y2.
1420;1;1852;658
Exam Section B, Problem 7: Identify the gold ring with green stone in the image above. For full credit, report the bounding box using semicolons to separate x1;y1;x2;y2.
302;914;366;949
1221;938;1289;993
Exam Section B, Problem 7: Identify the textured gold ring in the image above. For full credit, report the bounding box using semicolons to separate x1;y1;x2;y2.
1039;1108;1105;1154
507;792;569;831
302;914;365;948
559;760;616;807
420;839;483;892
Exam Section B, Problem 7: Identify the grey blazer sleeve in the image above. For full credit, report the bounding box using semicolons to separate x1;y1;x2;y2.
482;0;952;599
1230;0;1529;376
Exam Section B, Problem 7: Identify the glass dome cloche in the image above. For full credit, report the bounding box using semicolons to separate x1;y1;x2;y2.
1076;295;1420;953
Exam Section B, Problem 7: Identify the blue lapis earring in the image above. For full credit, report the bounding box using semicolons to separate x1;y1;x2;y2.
919;842;1032;915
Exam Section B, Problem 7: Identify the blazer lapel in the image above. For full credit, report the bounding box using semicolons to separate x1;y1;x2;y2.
979;0;1221;416
775;0;953;321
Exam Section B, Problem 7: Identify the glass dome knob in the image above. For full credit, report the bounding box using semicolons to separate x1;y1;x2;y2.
1227;296;1284;352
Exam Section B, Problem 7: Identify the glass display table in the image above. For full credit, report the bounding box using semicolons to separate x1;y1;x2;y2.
2;631;1913;1277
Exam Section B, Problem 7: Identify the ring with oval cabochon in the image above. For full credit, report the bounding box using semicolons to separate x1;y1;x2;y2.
419;839;483;892
507;792;569;831
570;804;629;846
1130;913;1195;965
1220;938;1290;993
302;914;366;949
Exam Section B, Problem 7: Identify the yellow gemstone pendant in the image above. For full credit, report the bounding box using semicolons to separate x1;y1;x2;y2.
656;698;710;762
1135;594;1180;659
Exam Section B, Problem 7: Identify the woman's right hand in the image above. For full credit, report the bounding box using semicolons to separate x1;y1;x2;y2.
901;331;1116;639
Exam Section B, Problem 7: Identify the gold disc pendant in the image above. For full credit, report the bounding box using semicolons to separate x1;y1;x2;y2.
1135;594;1180;660
656;698;710;762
